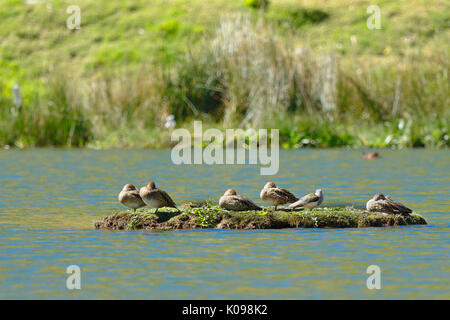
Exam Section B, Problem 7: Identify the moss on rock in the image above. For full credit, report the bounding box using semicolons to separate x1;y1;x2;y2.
94;205;427;231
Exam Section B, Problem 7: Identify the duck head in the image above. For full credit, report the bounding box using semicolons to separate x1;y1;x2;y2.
264;182;276;189
372;193;386;201
224;188;237;196
123;184;136;191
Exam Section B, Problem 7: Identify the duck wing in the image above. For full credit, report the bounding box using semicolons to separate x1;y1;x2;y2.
386;196;412;215
370;199;405;215
289;193;319;208
119;190;140;201
235;195;262;210
129;190;144;201
160;189;177;208
274;188;298;202
119;190;146;207
131;190;147;206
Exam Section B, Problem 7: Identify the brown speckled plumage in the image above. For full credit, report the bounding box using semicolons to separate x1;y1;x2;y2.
366;193;412;216
139;181;177;213
118;184;146;212
219;189;262;211
289;189;323;210
260;182;298;210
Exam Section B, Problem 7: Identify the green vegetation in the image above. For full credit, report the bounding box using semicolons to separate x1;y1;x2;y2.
0;0;448;148
243;0;270;10
94;205;427;230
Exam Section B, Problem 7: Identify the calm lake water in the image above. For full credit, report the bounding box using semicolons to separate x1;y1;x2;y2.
0;149;448;299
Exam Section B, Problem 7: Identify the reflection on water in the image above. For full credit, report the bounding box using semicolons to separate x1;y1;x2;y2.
0;149;449;299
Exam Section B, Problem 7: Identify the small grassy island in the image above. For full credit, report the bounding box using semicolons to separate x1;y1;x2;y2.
94;203;427;231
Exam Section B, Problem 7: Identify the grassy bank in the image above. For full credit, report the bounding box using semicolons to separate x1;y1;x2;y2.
0;0;448;148
93;205;428;230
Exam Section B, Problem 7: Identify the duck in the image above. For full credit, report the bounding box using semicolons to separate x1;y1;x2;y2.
366;193;412;216
363;152;380;159
219;188;262;211
260;182;298;210
139;181;178;213
289;189;323;211
118;184;146;212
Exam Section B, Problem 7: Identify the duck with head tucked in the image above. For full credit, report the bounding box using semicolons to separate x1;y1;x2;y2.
260;182;298;210
139;181;178;213
366;193;412;216
118;184;146;212
219;188;262;211
289;189;323;211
